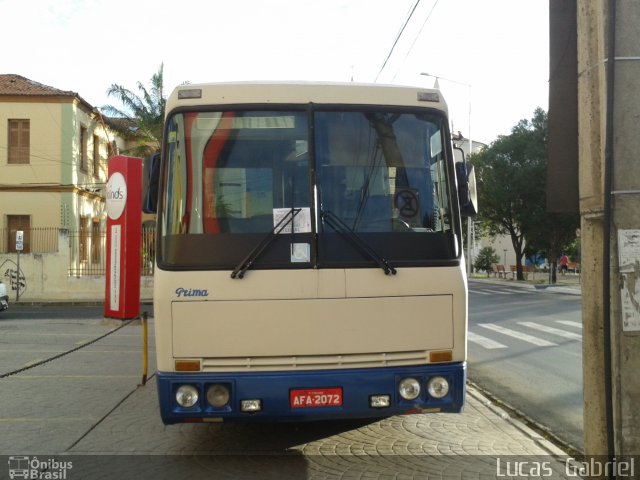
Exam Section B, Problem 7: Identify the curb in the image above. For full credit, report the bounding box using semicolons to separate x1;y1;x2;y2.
533;285;582;296
8;300;154;307
470;277;581;296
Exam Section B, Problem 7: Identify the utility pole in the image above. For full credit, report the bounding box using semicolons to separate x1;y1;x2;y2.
577;0;640;460
15;230;23;301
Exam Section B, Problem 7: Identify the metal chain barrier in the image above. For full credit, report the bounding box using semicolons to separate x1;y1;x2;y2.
0;318;134;379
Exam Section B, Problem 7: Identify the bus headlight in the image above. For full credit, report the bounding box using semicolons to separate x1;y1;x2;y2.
427;377;450;399
176;385;199;408
398;378;421;400
207;384;230;408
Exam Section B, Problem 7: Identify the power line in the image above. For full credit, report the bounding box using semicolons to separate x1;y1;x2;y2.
391;0;440;81
375;0;422;82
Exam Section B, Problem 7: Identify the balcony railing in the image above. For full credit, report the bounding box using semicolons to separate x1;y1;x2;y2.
0;227;59;253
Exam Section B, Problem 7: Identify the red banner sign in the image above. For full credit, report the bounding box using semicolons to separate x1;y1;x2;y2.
104;156;142;319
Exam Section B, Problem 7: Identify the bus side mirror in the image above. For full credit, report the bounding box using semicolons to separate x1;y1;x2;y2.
143;153;160;214
455;162;478;218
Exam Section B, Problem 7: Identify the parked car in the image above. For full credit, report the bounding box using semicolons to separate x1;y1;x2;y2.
0;281;8;311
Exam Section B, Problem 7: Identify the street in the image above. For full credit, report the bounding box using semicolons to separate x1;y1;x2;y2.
468;279;583;452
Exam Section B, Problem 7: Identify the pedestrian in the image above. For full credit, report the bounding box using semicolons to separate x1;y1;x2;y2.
559;254;569;275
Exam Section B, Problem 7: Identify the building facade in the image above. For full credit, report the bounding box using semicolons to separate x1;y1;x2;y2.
0;74;152;301
0;74;127;246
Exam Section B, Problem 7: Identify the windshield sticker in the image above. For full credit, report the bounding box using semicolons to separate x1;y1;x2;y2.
273;207;311;234
291;243;311;263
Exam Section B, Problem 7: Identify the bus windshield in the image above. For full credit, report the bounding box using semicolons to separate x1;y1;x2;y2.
159;107;457;271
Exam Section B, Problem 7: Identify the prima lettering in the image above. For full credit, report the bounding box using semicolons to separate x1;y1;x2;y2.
175;287;209;298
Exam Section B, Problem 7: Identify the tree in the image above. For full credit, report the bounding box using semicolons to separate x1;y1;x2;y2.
524;212;580;283
101;63;166;158
470;109;544;280
471;108;578;281
474;246;501;277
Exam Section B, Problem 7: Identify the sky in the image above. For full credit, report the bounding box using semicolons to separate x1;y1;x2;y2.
2;0;549;144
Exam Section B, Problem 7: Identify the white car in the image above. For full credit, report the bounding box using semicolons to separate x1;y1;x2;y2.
0;281;8;312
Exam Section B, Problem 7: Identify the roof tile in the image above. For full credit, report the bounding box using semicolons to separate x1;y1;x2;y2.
0;74;77;97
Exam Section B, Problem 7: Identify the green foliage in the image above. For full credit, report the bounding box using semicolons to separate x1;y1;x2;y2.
101;63;166;158
470;108;579;281
474;246;501;276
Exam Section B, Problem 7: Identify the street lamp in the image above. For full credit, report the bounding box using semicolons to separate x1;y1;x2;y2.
421;72;474;275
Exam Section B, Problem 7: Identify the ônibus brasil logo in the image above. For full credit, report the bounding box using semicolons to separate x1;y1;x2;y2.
8;456;73;479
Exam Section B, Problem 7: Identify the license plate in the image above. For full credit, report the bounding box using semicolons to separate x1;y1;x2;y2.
290;388;343;408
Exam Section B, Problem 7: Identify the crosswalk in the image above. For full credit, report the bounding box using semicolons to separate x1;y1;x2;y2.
468;320;582;350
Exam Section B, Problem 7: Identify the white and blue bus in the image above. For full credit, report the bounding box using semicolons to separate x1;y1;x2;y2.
144;81;477;424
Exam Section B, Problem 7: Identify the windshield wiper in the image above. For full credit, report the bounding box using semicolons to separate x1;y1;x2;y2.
321;210;397;276
231;208;302;279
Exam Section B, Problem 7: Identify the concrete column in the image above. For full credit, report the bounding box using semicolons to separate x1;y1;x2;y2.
577;0;640;457
609;0;640;455
577;0;608;456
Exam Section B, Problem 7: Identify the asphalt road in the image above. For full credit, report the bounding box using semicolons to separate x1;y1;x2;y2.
467;279;583;452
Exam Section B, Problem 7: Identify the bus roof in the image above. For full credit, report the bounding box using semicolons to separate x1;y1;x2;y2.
167;81;448;113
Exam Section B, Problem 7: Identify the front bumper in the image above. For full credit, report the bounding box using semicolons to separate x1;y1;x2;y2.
157;363;466;424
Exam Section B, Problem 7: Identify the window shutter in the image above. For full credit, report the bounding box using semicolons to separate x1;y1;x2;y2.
8;120;30;164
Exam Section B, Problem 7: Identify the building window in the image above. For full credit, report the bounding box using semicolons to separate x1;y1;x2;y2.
8;119;30;164
108;140;118;158
7;215;30;253
91;219;101;263
92;135;100;177
79;216;90;262
80;126;88;172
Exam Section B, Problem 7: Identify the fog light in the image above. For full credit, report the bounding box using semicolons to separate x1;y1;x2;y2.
206;384;230;408
370;395;391;408
241;399;262;412
427;376;450;399
398;378;421;400
176;385;199;408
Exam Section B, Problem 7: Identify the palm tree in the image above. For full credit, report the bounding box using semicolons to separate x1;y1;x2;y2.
101;63;166;158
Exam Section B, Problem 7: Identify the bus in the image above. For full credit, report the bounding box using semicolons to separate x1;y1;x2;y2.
144;81;477;424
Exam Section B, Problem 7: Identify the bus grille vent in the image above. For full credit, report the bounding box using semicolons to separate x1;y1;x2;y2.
201;350;430;372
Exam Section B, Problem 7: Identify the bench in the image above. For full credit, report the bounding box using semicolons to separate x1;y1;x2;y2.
510;265;532;280
491;264;506;278
565;261;580;274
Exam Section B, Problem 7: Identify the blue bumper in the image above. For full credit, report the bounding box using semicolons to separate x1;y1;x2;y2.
157;363;465;424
